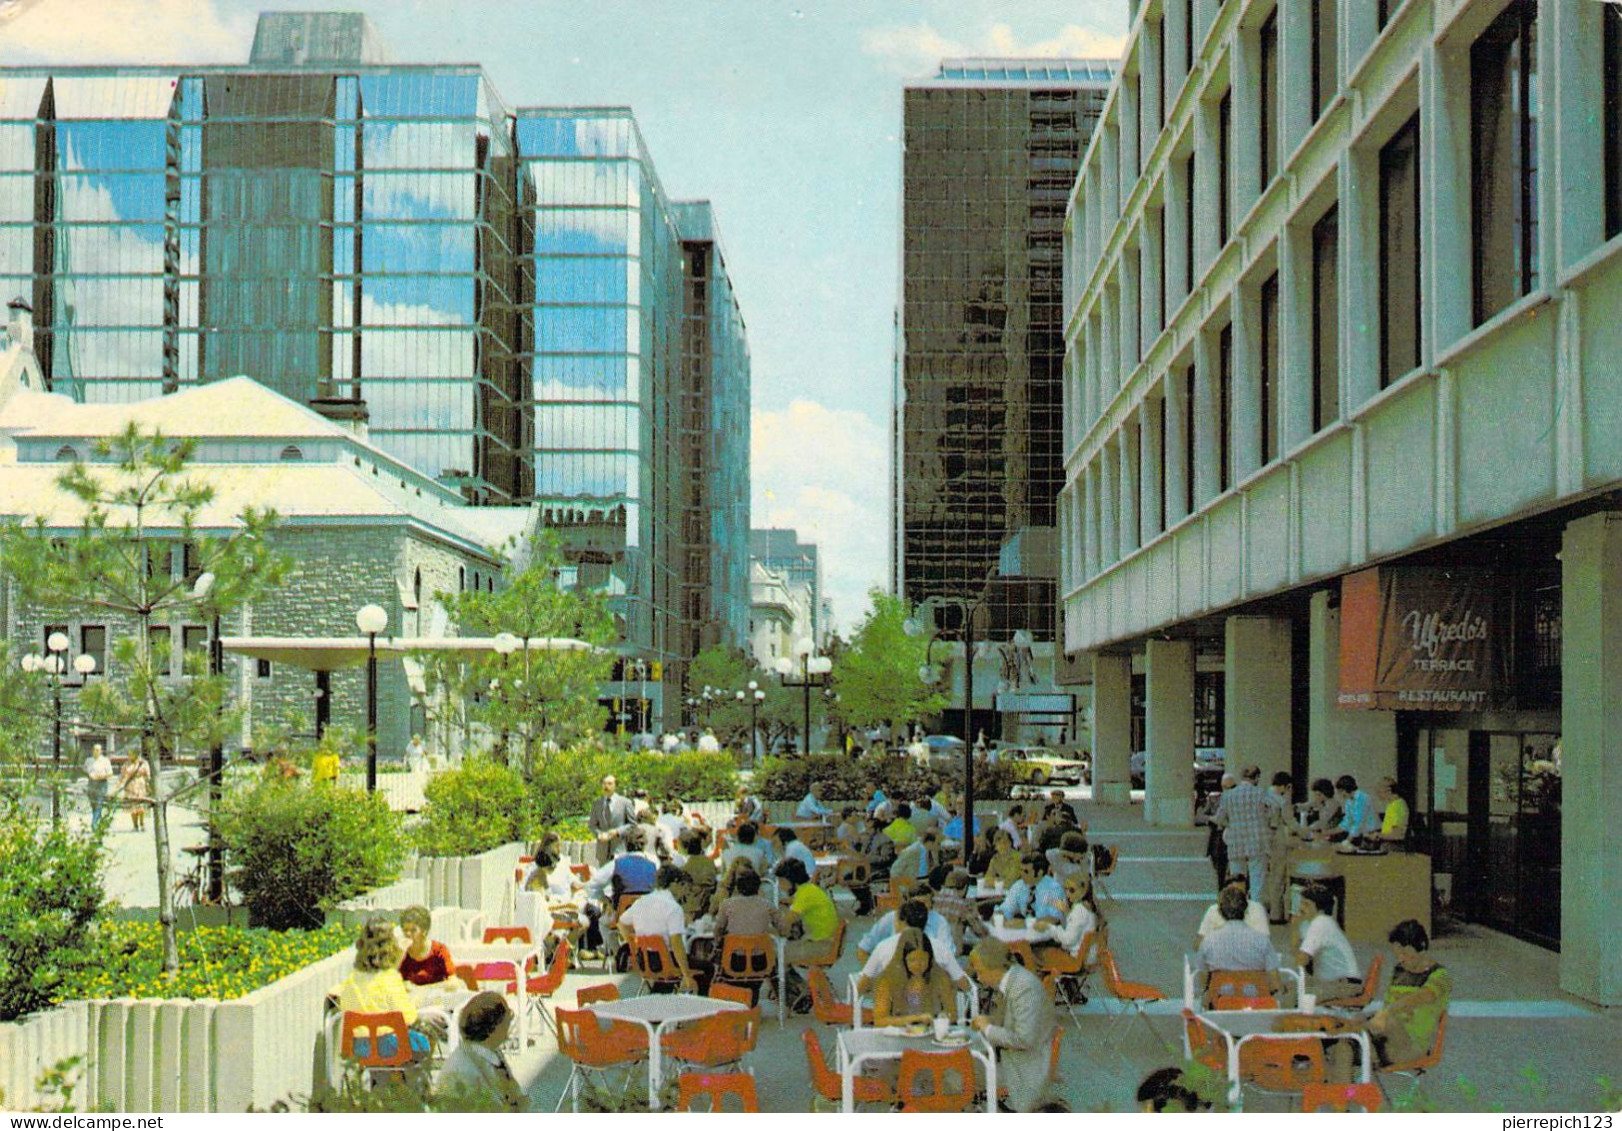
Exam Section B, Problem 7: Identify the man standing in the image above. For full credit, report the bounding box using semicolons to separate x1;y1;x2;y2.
589;774;636;865
969;938;1058;1112
405;733;427;771
1203;775;1236;892
1213;765;1284;900
83;744;114;828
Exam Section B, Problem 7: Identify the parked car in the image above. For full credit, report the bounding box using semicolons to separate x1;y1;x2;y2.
1129;747;1226;793
996;745;1090;787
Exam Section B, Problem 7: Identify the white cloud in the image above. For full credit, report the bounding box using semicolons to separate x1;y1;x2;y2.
861;20;1125;76
4;0;251;65
752;398;889;637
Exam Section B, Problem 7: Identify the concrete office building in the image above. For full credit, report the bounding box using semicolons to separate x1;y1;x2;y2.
0;12;752;730
1059;0;1622;1003
894;59;1112;740
751;527;824;646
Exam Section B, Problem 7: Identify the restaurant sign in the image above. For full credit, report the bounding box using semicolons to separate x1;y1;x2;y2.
1338;567;1504;711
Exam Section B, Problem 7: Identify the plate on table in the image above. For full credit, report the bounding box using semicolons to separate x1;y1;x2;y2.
931;1031;971;1048
901;1022;931;1038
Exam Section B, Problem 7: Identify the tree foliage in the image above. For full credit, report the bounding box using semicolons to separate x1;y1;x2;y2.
0;423;288;971
830;590;946;731
0;798;105;1022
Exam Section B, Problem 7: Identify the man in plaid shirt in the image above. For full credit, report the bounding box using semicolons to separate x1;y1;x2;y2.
1213;764;1286;902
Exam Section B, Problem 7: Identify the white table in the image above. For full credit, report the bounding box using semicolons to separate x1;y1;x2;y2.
836;1027;998;1113
846;973;977;1030
987;924;1049;945
1190;1009;1372;1110
587;994;747;1110
455;942;544;1047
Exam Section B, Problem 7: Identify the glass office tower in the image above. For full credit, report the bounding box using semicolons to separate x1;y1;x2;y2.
896;59;1111;641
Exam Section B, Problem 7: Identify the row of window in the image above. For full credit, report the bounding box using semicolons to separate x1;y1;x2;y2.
39;621;270;680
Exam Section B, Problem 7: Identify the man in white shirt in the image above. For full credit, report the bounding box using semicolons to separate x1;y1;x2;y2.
617;865;696;990
1195;875;1271;940
1295;883;1361;998
998;804;1026;849
856;898;969;992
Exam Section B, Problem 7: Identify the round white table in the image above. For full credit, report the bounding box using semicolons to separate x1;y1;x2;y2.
586;993;747;1110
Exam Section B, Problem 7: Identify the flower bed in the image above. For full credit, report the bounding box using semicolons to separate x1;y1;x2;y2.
55;921;351;1004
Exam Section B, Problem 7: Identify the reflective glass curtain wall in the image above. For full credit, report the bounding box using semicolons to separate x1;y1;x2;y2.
899;71;1108;637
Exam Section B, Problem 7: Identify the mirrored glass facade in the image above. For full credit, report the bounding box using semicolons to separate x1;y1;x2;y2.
896;61;1110;640
3;19;751;719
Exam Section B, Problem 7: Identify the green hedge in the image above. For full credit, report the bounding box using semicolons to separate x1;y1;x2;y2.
219;779;408;930
754;752;1016;805
413;759;533;857
529;748;737;829
0;802;104;1022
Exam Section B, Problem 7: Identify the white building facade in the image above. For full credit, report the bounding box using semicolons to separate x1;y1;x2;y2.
1059;0;1622;1004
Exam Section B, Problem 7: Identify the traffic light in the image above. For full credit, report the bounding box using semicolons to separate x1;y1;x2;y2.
650;661;663;681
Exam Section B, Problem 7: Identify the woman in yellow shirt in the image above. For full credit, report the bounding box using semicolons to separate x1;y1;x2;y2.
1376;778;1410;843
333;916;431;1059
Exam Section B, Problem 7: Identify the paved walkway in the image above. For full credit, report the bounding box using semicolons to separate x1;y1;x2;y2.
501;797;1618;1113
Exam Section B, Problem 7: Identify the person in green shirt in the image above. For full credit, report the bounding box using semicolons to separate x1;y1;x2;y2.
776;858;839;965
1332;918;1450;1081
884;803;918;851
1376;778;1412;844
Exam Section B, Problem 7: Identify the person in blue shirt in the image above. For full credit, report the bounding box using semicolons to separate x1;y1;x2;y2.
866;788;888;815
775;826;819;875
1330;775;1376;842
796;781;834;820
995;854;1066;926
856;895;956;963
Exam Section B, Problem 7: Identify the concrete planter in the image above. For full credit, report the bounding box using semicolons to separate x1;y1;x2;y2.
413;841;524;927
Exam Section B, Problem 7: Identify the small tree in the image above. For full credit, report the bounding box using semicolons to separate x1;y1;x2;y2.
685;645;761;747
0;642;51;803
437;533;615;772
0;424;287;974
830;590;946;736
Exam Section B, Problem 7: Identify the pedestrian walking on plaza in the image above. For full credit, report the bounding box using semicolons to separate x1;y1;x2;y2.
1212;764;1285;900
83;744;114;828
1203;775;1235;892
117;749;151;832
1262;771;1296;921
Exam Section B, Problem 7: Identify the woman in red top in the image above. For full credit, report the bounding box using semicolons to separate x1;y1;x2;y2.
398;906;458;989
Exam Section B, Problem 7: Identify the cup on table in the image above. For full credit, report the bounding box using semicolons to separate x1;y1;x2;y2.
1300;993;1317;1013
992;913;1005;930
933;1016;950;1040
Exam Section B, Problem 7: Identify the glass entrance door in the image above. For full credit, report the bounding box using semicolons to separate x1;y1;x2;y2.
1472;731;1562;948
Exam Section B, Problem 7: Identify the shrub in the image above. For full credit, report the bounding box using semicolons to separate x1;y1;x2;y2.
219;779;406;930
528;747;737;827
413;758;535;857
754;752;1015;804
0;802;104;1021
57;921;350;1002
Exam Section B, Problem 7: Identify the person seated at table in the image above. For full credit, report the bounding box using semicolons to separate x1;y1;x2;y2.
1047;830;1092;883
1195;884;1281;1005
963;827;999;876
332;916;433;1060
907;793;941;837
774;859;840;967
1327;775;1376;843
1195;874;1270;940
979;829;1020;887
720;821;771;876
1375;778;1411;845
397;905;460;991
1331;919;1451;1081
1136;1066;1210;1112
618;864;698;992
435;991;528;1112
657;800;690;847
734;785;766;825
891;827;940;891
1041;873;1103;959
675;828;717;917
968;938;1059;1113
774;826;819;876
834;806;866;849
1294;883;1360;999
883;803;918;850
1301;777;1343;839
856;897;970;993
796;780;834;820
520;835;576;898
580;827;659;949
867;787;894;821
930;869;979;949
995;854;1065;927
861;814;898;884
715;866;782;942
998;804;1027;849
873;927;957;1027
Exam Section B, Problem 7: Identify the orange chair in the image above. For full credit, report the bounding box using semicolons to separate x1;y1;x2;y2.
897;1047;976;1113
714;934;776;996
1006;939;1042;972
1239;1036;1326;1096
1302;1082;1384;1112
661;1007;760;1073
1182;1009;1228;1073
675;1072;760;1112
570;862;593;881
338;1010;416;1071
1047;1025;1064;1077
875;888;903;916
1204;969;1279;1009
1039;930;1102;1026
807;967;873;1027
451;963;480;992
1099;947;1170;1047
472;925;533;987
795;918;847;974
1213;995;1281;1011
628;934;686;994
505;938;571;1038
1321;953;1385;1011
554;1006;650;1112
576;982;621;1007
1377;1012;1448;1095
708;982;755;1007
483;925;533;944
804;1029;892;1110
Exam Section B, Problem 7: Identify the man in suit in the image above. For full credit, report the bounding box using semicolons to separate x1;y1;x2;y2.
969;938;1058;1112
589;774;636;865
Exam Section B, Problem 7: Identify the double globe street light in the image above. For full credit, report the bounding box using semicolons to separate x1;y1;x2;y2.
734;680;765;766
22;631;97;823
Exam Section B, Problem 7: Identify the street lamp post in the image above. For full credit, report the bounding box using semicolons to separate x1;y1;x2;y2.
24;634;95;825
492;632;519;766
907;598;985;866
356;604;388;793
776;637;831;756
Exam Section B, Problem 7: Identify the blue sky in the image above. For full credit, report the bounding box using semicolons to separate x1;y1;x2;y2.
4;0;1130;632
